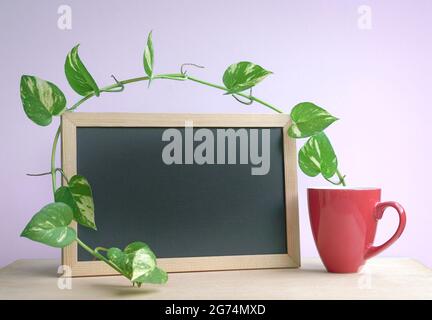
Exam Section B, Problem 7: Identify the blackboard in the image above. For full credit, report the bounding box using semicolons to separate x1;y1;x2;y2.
61;113;300;275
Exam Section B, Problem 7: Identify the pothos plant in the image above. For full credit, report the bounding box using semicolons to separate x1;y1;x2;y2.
20;31;346;287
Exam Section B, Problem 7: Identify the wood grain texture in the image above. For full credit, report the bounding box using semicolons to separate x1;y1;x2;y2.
1;258;431;300
60;112;300;276
62;112;291;127
283;123;301;267
69;254;297;277
61;115;78;269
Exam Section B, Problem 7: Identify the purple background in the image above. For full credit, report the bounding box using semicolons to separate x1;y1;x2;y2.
1;0;431;267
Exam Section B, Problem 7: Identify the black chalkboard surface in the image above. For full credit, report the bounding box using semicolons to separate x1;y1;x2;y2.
61;113;299;275
76;127;287;261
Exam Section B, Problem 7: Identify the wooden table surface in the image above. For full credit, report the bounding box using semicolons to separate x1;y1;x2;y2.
0;258;431;300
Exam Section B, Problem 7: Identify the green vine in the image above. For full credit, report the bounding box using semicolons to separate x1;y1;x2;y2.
19;31;346;287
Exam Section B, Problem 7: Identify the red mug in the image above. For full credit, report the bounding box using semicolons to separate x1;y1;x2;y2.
307;188;406;273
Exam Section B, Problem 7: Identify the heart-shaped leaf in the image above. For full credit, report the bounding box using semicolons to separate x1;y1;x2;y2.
222;61;272;94
20;202;76;248
107;247;128;275
123;241;156;281
143;31;154;82
298;132;338;179
124;241;155;258
288;102;338;138
131;248;157;282
134;267;168;285
106;242;164;285
20;75;66;126
65;44;100;97
124;242;157;281
55;175;96;230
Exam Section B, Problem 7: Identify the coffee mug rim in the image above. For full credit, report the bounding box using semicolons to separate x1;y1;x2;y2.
308;187;381;191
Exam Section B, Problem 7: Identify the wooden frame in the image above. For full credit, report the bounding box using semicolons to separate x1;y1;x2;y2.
61;112;300;277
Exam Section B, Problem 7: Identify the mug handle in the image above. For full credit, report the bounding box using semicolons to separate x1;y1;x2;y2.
364;201;406;260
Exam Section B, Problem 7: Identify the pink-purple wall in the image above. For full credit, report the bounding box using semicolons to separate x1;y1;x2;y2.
1;0;431;267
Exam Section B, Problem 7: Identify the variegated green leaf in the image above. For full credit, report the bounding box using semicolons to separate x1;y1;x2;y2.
298;132;338;179
107;247;129;275
131;248;157;282
106;242;163;285
65;44;100;96
20;202;76;248
288;102;338;138
124;241;155;258
223;61;272;94
55;175;96;230
143;31;154;82
20;75;66;126
133;267;168;285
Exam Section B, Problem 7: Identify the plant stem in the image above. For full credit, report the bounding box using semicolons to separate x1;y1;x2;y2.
66;73;284;114
50;125;61;195
324;169;347;186
67;93;95;111
324;176;342;186
336;169;346;187
186;76;227;91
121;76;150;85
55;168;69;184
187;76;284;113
250;96;283;114
76;238;124;274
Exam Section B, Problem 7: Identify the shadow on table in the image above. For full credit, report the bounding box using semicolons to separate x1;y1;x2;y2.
89;282;160;297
